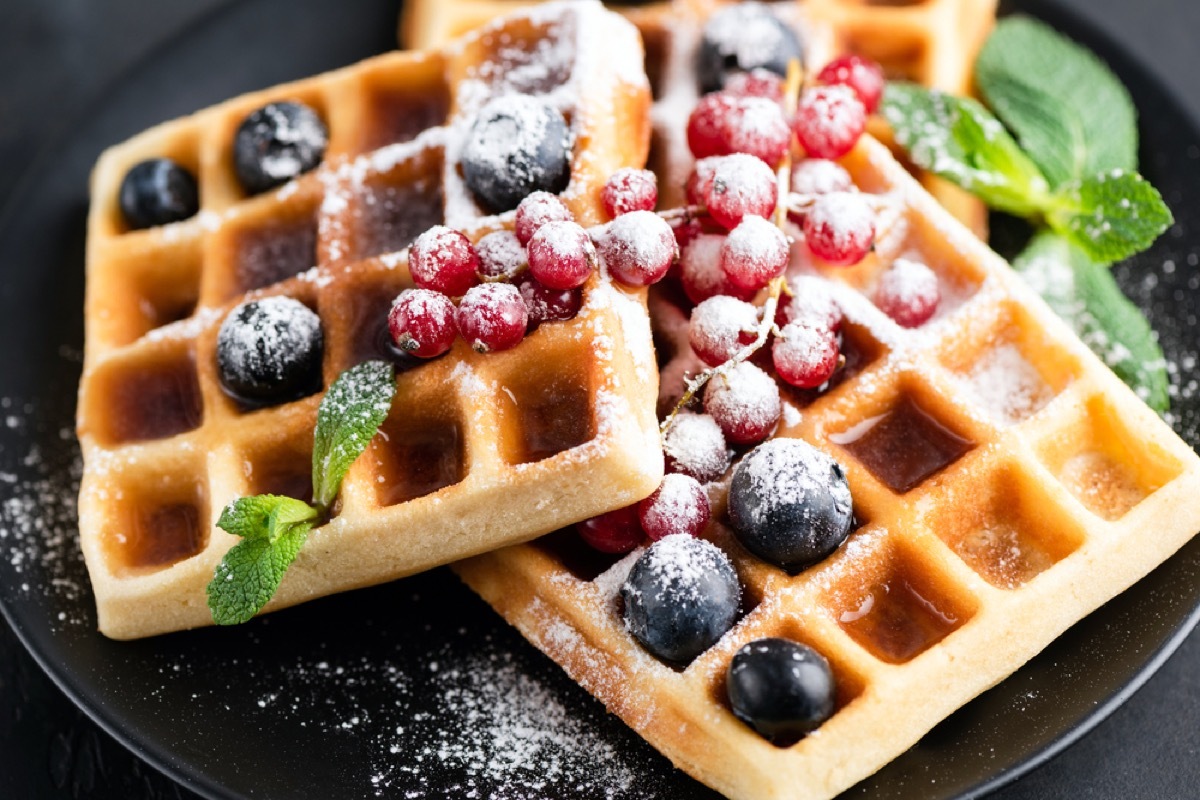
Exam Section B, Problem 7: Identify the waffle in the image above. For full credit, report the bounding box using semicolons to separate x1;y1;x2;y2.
455;135;1200;800
77;0;661;640
400;0;996;236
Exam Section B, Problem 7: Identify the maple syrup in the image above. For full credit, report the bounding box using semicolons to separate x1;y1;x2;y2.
831;393;973;493
837;568;968;664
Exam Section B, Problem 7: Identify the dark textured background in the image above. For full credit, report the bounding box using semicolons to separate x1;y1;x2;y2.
1;0;1199;797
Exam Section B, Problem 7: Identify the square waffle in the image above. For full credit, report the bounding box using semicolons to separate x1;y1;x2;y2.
77;0;662;640
400;0;997;236
454;135;1200;800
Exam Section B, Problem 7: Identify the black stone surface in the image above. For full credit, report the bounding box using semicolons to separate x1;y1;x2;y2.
1;0;1199;798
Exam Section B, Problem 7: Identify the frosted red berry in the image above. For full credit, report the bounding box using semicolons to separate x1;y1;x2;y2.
475;230;526;282
689;295;760;367
409;225;480;296
527;220;596;290
724;68;785;103
578;506;644;554
603;168;658;217
662;413;731;483
638;474;712;541
772;320;840;388
514;191;573;246
686;157;721;206
456;282;529;353
598;210;678;287
687;93;735;160
388;288;458;359
703;361;781;445
679;232;753;304
721;215;790;293
777;275;842;332
793;85;867;160
875;258;940;327
803;192;875;266
688;93;790;167
817;55;885;114
516;272;582;329
706;153;778;231
790;159;853;197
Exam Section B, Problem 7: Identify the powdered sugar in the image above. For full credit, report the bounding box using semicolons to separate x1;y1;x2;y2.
703;361;782;442
688;295;759;366
732;438;851;534
662;413;731;484
790;159;853;197
960;344;1054;426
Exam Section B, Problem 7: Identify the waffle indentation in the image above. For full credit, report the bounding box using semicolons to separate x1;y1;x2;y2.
103;467;209;574
86;346;203;446
498;359;596;465
371;396;466;507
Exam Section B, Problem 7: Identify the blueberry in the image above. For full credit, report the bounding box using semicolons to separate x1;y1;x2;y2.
118;158;199;229
728;439;853;572
461;95;572;214
726;638;835;744
233;101;328;194
696;3;805;94
217;296;324;405
620;534;740;664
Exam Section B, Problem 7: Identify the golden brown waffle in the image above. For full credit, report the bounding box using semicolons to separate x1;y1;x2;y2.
400;0;997;235
455;136;1200;800
77;1;662;640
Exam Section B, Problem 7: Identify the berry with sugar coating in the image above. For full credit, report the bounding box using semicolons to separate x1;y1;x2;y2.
720;215;789;293
515;191;573;245
724;68;785;102
388;288;457;359
792;86;866;160
456;283;528;353
233;101;327;195
817;55;885;114
638;474;711;541
696;3;804;93
516;273;582;330
802;192;874;266
578;506;644;554
475;230;526;282
704;361;781;445
598;210;678;287
528;220;596;290
772;320;839;388
875;258;941;327
777;276;842;332
728;438;854;572
663;413;731;483
687;94;790;166
689;295;760;367
790;159;853;197
603;168;658;217
409;226;480;296
119;158;199;229
461;96;572;213
621;534;740;664
217;296;324;405
705;154;778;230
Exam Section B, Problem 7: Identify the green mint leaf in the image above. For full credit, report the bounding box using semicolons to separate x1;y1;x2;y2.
881;82;1051;217
1044;170;1173;264
311;360;396;509
976;16;1137;187
208;495;319;625
1014;230;1169;412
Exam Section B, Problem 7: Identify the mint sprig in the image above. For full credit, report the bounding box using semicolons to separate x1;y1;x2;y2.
1015;231;1169;411
207;360;396;625
880;19;1175;411
976;16;1137;187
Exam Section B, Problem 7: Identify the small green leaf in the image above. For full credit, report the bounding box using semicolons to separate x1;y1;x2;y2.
976;16;1137;187
208;494;319;625
1044;170;1174;264
881;83;1051;216
1014;231;1169;412
311;360;396;509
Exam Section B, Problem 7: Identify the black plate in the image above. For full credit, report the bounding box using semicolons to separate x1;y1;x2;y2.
1;0;1199;798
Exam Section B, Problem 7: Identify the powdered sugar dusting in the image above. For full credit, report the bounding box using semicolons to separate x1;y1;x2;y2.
960;344;1054;426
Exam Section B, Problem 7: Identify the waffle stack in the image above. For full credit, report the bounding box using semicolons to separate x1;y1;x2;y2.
456;135;1200;799
77;0;661;640
401;0;997;235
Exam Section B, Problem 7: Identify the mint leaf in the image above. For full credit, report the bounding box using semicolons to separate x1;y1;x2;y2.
311;360;396;509
976;16;1137;187
1044;170;1173;264
207;495;319;625
881;83;1051;216
1014;230;1169;411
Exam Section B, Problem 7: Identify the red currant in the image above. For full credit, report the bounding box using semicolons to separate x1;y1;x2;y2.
793;85;867;160
686;156;720;206
514;191;573;246
602;168;658;217
817;55;885;114
456;283;529;353
802;192;874;266
721;215;789;293
527;220;596;290
578;506;643;554
777;275;842;332
790;159;853;197
689;295;760;367
706;153;778;230
724;68;785;103
662;413;730;483
517;272;582;329
686;93;733;160
772;320;839;388
637;474;711;541
598;210;678;287
688;93;790;166
409;225;480;296
388;288;458;358
703;361;781;445
475;230;526;282
875;258;940;327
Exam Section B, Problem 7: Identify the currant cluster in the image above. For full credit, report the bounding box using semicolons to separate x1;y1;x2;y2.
388;170;673;357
